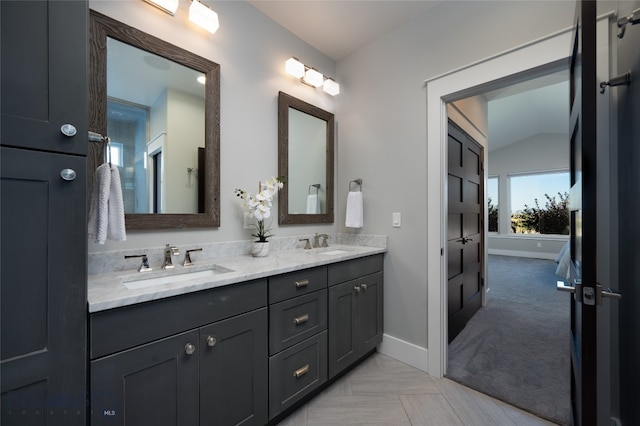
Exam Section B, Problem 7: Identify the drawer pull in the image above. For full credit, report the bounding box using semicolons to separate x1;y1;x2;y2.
354;286;361;294
293;314;309;325
293;364;310;378
361;284;368;291
295;279;309;288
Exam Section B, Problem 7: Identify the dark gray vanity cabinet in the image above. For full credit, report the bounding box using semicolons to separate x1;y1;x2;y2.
328;255;384;378
89;280;268;426
267;267;328;418
1;1;88;424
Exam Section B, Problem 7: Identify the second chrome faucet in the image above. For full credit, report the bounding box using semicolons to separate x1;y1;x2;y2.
162;244;180;269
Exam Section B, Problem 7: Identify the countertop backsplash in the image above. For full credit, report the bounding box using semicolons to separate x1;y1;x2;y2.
88;233;387;276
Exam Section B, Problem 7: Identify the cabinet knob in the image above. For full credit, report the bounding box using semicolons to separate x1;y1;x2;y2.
60;169;77;181
206;336;217;347
354;286;361;294
361;284;368;292
185;343;196;355
60;123;77;137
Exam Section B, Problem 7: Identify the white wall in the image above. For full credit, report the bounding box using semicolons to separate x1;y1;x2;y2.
89;0;337;253
165;88;204;214
335;0;576;354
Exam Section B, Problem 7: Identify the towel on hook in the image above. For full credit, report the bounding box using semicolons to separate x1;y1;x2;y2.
88;163;126;244
345;191;363;228
306;194;320;214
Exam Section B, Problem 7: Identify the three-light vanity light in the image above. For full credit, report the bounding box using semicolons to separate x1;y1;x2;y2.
285;57;340;96
142;0;219;34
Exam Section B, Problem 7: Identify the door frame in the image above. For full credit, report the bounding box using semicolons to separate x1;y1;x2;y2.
425;28;573;378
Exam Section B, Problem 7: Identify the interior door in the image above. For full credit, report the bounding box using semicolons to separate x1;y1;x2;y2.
447;119;484;343
565;1;598;424
615;3;640;425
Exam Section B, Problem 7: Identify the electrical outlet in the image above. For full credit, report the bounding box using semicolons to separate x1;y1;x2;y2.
537;242;542;248
243;213;253;229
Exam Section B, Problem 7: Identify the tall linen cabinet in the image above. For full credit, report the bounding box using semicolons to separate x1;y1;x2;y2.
1;1;88;425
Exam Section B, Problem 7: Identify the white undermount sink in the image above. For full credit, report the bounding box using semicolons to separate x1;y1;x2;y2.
319;249;351;256
122;265;234;290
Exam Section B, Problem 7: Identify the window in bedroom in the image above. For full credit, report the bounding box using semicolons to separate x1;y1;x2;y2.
488;176;499;233
509;171;570;235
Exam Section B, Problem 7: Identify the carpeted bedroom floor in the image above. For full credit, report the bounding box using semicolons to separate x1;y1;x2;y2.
446;255;571;425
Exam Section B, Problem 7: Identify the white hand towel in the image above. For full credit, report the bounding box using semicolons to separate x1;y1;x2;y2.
87;163;111;244
306;194;320;214
345;191;363;228
87;163;126;244
107;164;126;242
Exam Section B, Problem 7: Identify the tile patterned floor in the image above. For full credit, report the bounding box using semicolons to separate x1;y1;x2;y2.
276;353;558;426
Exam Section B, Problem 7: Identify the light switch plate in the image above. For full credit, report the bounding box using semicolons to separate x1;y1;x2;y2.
392;212;401;227
243;213;253;229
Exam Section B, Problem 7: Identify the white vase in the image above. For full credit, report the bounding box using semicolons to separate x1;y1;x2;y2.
251;241;270;257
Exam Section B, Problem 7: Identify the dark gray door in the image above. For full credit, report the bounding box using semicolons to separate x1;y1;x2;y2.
328;280;359;377
199;308;268;426
1;147;87;425
90;330;200;426
614;2;640;424
566;2;598;424
447;120;484;343
0;0;87;156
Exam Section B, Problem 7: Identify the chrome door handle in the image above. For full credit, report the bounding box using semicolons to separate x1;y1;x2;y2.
557;280;621;304
556;280;576;293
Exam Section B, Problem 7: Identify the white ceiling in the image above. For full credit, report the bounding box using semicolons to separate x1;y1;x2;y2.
484;72;569;151
246;0;443;61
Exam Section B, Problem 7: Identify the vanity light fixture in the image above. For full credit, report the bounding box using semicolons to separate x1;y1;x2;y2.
143;0;179;15
189;0;219;34
285;57;305;79
303;68;324;88
323;78;340;96
285;57;340;96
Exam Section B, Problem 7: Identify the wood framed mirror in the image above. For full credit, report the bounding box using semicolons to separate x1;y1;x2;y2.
278;92;334;225
89;10;220;229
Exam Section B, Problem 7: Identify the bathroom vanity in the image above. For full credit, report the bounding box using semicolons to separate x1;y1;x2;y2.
88;244;384;425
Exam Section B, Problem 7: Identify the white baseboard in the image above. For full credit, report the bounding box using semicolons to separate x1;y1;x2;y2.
488;249;557;260
378;333;429;372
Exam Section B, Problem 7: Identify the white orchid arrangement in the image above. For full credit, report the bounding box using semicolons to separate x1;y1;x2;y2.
235;177;284;242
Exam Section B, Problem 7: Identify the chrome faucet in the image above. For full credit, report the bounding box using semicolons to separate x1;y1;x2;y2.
124;254;152;272
162;244;180;269
319;234;330;247
313;233;321;248
183;248;202;267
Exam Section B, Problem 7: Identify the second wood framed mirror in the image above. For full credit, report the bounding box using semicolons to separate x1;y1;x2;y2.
278;92;334;225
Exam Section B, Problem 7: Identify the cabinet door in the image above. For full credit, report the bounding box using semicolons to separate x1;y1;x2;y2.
0;0;87;155
358;271;383;354
1;147;87;426
328;280;359;378
199;308;268;426
90;330;199;426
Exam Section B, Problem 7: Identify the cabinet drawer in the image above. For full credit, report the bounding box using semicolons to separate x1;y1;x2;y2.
328;254;383;286
269;289;327;355
269;331;327;419
90;279;267;359
269;266;327;303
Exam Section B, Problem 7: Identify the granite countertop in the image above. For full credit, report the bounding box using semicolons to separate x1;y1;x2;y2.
88;244;386;313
